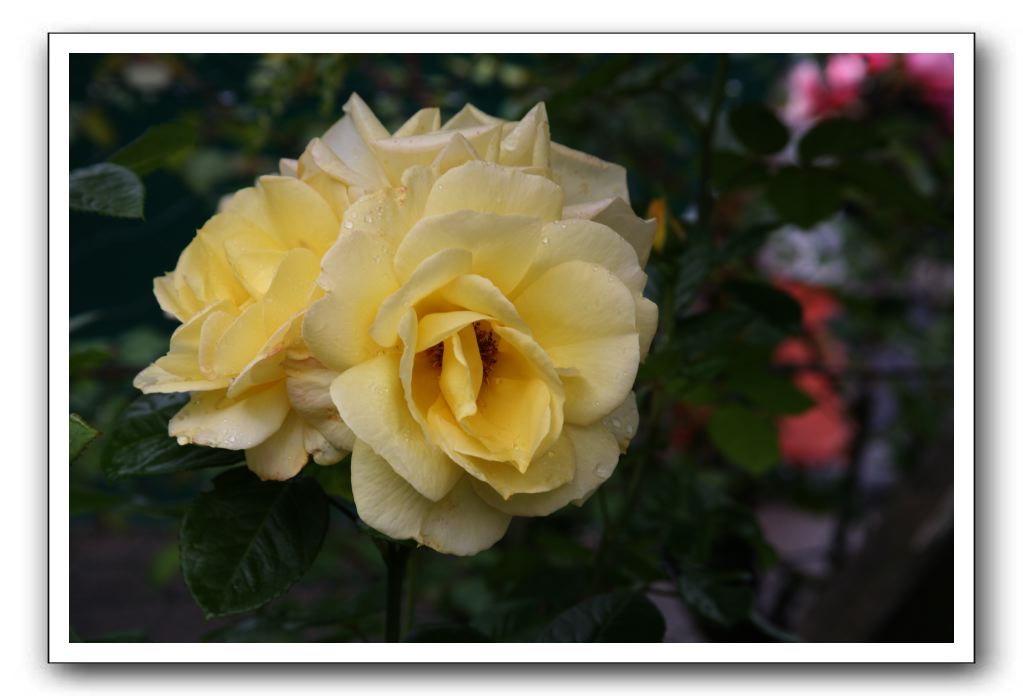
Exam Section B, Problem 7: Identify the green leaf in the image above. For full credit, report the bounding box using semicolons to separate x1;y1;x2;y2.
304;455;353;503
536;591;666;642
798;117;874;162
70;483;124;516
716;221;782;262
405;624;493;642
706;406;779;474
674;233;714;309
730;370;815;415
102;394;243;479
110;122;198;176
838;160;939;223
70;343;112;377
728;103;789;155
181;469;329;617
148;542;181;588
69;163;144;219
711;150;769;191
725;280;803;334
69;413;99;462
678;563;754;627
766;166;842;229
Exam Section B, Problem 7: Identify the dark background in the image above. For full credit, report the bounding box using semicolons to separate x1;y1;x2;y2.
69;53;954;643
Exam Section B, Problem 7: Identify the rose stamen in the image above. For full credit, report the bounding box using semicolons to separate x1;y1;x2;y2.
473;321;499;383
426;321;500;383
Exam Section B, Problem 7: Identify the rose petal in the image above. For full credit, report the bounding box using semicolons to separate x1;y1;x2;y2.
563;197;656;267
471;424;619;516
331;352;463;502
551;142;629;206
351;439;510;556
424;161;563;223
245;411;309;481
304;229;399;373
369;248;473;348
395;210;542;293
285;358;356;453
168;382;290;450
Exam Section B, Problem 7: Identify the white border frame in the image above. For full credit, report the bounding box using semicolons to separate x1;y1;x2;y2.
49;32;974;663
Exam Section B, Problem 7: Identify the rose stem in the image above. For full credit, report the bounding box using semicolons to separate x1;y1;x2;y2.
384;541;411;642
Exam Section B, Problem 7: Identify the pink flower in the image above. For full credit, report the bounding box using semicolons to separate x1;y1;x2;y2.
783;54;869;127
860;53;895;74
905;53;954;128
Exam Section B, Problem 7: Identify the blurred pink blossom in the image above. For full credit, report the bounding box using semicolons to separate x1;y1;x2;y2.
905;53;954;128
783;54;869;126
860;53;895;74
782;52;953;129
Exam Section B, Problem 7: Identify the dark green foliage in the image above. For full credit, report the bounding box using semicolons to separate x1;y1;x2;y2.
678;563;754;627
707;406;780;475
766;166;843;229
180;469;329;617
69;163;144;219
405;624;493;642
537;591;666;643
69;414;99;462
68;52;955;644
110;122;198;176
798;117;876;162
102;394;243;479
728;103;789;155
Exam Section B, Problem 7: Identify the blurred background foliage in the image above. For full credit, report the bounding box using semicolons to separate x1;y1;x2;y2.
69;53;954;643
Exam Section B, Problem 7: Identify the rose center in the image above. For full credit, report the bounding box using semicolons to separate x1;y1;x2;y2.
427;321;500;383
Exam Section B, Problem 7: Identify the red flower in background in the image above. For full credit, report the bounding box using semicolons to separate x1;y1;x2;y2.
773;282;854;467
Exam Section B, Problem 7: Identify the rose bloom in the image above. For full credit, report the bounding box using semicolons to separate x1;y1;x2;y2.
133;175;354;479
137;95;655;555
299;96;656;555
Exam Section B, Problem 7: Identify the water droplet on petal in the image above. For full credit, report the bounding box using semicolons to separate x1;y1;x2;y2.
343;221;354;229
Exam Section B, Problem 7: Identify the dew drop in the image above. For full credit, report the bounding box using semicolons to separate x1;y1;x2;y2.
541;236;550;245
595;459;615;478
343;221;354;229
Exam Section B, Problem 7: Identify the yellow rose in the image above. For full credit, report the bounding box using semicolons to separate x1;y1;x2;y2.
281;95;655;265
134;176;356;479
302;99;657;555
